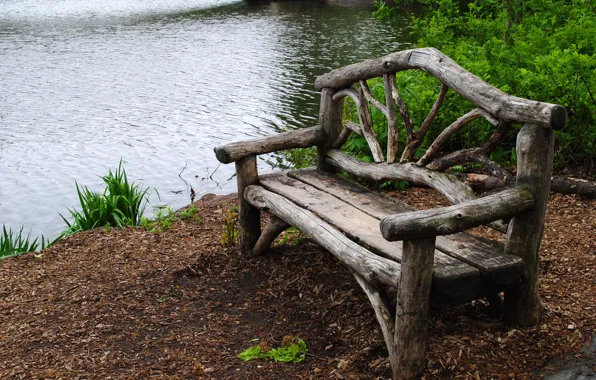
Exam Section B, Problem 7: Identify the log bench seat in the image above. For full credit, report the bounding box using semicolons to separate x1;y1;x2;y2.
251;168;524;306
213;48;565;379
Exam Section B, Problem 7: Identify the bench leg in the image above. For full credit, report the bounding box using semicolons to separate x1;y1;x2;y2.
504;124;553;326
394;238;435;380
252;215;290;256
235;155;261;253
352;272;398;371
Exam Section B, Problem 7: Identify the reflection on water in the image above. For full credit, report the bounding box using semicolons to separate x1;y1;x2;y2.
0;0;412;239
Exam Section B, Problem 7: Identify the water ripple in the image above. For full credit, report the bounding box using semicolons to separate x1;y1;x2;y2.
0;0;412;238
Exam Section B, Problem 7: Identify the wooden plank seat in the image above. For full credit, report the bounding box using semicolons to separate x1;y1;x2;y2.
213;48;565;379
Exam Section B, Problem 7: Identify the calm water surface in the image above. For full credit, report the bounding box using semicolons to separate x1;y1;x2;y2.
0;0;412;239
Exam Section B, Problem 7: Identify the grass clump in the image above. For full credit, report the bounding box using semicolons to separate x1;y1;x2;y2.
238;336;307;363
61;161;153;236
1;225;55;259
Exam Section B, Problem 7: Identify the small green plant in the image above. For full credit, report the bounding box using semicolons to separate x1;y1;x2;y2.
141;206;176;233
238;336;307;363
61;161;153;236
221;205;238;247
1;225;57;259
179;205;200;221
278;227;304;246
141;205;201;233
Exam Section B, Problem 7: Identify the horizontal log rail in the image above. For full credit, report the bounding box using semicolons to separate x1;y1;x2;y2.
380;187;534;241
214;125;324;164
315;48;566;129
325;149;476;204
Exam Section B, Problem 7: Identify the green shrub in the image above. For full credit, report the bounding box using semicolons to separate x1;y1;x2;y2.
371;0;596;171
61;161;153;236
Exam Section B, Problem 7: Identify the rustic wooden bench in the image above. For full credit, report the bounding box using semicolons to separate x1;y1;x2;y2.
214;48;566;379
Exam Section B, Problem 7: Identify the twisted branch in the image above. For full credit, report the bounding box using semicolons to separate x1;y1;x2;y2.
417;108;484;166
384;74;399;163
400;83;449;162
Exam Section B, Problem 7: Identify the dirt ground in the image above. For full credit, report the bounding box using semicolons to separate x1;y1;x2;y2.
0;189;594;379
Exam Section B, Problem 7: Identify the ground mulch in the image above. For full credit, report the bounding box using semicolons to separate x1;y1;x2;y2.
0;190;594;379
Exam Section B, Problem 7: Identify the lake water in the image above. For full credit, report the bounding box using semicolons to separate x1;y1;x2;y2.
0;0;412;239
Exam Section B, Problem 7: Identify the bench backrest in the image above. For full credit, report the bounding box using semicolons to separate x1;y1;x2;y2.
315;48;565;325
315;47;565;196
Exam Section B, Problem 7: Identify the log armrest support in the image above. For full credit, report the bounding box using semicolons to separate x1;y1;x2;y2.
214;125;324;164
380;187;535;241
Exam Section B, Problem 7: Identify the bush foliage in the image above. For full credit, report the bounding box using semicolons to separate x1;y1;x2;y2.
362;0;596;171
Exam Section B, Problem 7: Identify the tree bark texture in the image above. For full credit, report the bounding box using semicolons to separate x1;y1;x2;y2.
326;149;476;204
314;48;566;130
235;156;261;253
504;123;554;326
352;272;397;371
393;238;435;380
252;215;290;256
317;88;344;171
214;126;323;164
380;187;534;241
550;176;596;198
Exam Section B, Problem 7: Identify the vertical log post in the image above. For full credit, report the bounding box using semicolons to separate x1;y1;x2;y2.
393;238;436;379
317;88;344;171
503;123;554;326
235;155;261;253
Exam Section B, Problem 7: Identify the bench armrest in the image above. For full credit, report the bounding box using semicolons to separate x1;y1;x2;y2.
380;187;534;241
214;125;323;164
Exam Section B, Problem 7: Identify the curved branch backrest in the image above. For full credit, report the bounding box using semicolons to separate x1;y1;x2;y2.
316;48;567;173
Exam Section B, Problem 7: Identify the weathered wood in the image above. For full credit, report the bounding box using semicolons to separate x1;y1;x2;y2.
357;86;385;162
314;48;567;129
504;124;554;326
550;176;596;199
289;169;524;286
332;127;351;149
481;120;510;153
332;87;360;104
388;73;415;141
259;173;480;298
244;185;401;287
360;80;389;118
383;74;399;163
394;238;435;380
352;272;397;371
428;150;515;185
427;120;510;172
425;119;515;186
417;108;484;167
344;120;363;136
214;126;323;164
235;156;261;253
252;215;290;256
380;187;534;241
326;149;476;204
317;88;344;171
465;173;507;190
401;83;448;163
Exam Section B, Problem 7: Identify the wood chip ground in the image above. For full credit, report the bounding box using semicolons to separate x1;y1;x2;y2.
0;191;594;379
